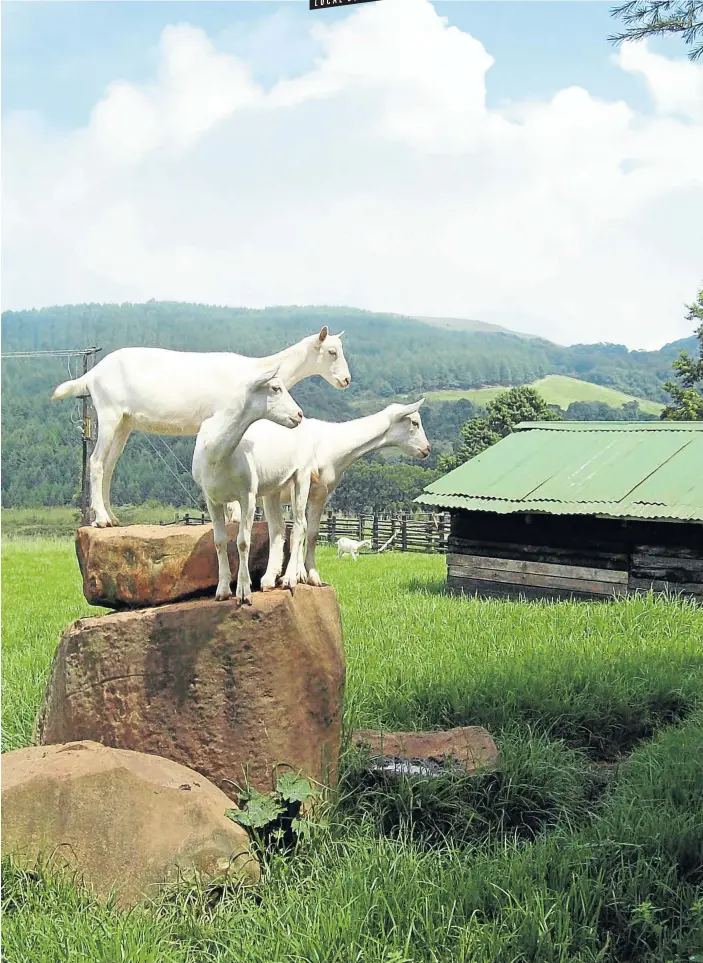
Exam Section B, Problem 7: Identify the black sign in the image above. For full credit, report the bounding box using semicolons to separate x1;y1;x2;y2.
310;0;381;9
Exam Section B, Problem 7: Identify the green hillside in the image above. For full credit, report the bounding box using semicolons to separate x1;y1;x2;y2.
1;302;688;508
413;315;540;339
425;375;664;415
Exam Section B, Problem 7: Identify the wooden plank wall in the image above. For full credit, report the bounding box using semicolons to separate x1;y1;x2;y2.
447;511;703;602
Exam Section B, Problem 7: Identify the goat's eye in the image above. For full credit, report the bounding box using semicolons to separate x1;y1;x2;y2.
272;385;281;394
329;349;337;358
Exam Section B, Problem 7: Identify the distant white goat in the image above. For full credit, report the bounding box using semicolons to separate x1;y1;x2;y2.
226;399;430;590
337;537;371;561
191;370;303;603
51;327;350;528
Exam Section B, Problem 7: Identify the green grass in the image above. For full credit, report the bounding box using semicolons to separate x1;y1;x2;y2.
3;539;703;962
424;374;664;414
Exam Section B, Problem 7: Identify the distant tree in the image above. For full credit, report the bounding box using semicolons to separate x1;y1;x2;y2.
439;386;561;471
563;399;658;421
609;1;703;60
661;289;703;420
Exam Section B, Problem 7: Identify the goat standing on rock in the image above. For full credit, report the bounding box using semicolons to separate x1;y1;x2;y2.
226;399;430;590
192;370;304;604
51;327;350;528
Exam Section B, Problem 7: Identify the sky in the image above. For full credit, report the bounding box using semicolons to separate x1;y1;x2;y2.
2;0;703;349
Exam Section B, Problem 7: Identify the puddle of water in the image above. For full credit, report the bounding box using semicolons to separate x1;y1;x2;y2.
369;756;462;778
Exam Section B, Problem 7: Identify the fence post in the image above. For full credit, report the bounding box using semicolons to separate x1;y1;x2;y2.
425;515;434;553
358;513;364;541
401;512;408;552
372;512;379;551
438;513;446;553
329;510;336;545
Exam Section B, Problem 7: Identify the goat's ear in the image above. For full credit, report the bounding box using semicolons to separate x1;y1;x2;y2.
253;364;280;387
396;398;424;419
316;325;329;346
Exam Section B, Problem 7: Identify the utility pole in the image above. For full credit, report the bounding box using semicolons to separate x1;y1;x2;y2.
80;347;100;527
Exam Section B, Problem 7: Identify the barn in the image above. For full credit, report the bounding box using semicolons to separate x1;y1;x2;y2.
417;421;703;602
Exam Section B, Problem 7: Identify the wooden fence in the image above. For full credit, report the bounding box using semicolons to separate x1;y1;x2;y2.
168;510;451;554
314;510;450;554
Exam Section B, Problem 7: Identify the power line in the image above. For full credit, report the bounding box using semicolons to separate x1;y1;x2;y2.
143;435;202;510
2;347;100;360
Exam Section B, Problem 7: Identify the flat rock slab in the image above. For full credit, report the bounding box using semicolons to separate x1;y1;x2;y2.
76;522;290;608
36;586;345;797
1;741;259;909
352;726;499;775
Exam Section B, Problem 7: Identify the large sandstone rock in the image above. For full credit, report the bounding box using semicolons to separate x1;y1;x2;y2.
76;522;290;608
353;726;499;774
1;741;259;908
36;587;345;796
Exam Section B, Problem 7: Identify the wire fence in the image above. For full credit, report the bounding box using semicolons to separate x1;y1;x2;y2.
162;509;451;554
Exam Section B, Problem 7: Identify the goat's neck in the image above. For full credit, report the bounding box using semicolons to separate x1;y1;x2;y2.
260;339;313;389
213;401;261;460
323;411;394;474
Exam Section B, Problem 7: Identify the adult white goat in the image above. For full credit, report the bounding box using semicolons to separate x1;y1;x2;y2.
226;399;430;591
337;537;372;561
191;370;303;603
51;327;350;528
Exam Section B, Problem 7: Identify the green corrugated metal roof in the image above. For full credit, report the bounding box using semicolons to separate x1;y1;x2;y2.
417;422;703;522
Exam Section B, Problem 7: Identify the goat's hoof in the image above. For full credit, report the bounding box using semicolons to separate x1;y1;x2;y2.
93;519;111;529
215;591;232;602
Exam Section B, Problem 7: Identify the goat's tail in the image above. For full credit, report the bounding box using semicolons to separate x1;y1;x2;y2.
52;374;90;401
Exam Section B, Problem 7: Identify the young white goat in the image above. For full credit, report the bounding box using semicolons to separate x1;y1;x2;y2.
226;399;430;590
337;537;372;561
191;370;303;603
52;327;350;528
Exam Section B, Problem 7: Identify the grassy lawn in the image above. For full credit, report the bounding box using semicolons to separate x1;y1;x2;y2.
424;375;664;415
2;538;703;962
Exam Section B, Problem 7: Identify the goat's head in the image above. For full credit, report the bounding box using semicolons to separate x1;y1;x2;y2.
309;326;351;390
386;398;431;459
250;366;303;429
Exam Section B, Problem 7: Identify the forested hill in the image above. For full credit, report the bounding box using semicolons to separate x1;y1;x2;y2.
1;302;691;509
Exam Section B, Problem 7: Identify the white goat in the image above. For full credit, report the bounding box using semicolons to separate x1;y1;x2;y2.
51;327;350;528
337;537;371;561
191;370;304;603
226;399;430;590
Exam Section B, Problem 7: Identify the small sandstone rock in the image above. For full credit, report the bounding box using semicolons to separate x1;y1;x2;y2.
36;586;345;796
1;741;259;908
76;522;290;608
352;726;499;774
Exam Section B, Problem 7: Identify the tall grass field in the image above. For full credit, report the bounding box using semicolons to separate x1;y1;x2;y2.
2;537;703;962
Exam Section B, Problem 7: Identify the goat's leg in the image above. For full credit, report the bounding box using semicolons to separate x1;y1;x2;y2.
280;474;310;591
304;493;327;587
261;494;286;590
101;422;131;526
235;492;256;605
208;498;233;601
89;411;122;528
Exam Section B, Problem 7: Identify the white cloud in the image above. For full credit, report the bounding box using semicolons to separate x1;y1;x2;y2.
617;39;703;122
3;0;703;349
